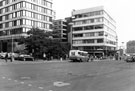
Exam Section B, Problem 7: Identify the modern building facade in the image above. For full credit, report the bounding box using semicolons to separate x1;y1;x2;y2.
126;40;135;54
0;0;54;52
71;6;117;56
53;19;68;42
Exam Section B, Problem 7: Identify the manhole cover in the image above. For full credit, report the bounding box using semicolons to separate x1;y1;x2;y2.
53;81;70;87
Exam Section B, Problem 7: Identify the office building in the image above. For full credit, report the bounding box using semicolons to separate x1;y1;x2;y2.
53;19;68;42
72;6;117;56
126;40;135;54
0;0;54;52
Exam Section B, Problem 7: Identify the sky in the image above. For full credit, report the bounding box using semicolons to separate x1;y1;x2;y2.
53;0;135;46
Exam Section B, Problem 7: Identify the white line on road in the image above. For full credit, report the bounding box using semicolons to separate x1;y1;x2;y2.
38;87;44;89
14;80;18;82
20;82;24;84
2;77;6;79
8;78;11;80
28;84;32;86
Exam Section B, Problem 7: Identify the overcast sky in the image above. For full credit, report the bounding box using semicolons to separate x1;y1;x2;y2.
53;0;135;46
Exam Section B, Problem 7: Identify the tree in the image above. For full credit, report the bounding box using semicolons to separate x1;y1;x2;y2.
19;28;70;59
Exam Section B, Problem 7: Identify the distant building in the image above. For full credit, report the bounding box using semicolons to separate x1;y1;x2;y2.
71;6;117;56
0;0;54;52
126;40;135;54
53;19;68;42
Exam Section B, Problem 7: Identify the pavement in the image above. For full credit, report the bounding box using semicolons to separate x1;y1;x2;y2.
0;58;131;91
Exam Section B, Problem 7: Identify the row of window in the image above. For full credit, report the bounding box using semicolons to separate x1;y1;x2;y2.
0;27;32;36
73;39;116;45
74;10;103;18
0;1;53;15
0;10;52;22
73;24;103;31
74;17;103;25
73;31;104;38
0;19;51;29
83;46;115;50
73;39;104;44
0;0;52;8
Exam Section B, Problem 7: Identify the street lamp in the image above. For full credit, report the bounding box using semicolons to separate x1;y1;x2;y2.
11;34;14;62
69;22;74;50
105;34;108;56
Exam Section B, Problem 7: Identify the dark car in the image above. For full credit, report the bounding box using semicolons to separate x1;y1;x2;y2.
15;54;34;61
125;54;135;62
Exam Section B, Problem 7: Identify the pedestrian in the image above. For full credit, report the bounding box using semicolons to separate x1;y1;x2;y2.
5;53;8;62
43;53;46;61
10;53;14;62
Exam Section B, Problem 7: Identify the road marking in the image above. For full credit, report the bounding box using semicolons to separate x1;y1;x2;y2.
14;80;18;82
28;84;32;86
20;82;24;84
20;77;31;80
8;78;11;80
2;77;6;79
38;87;44;89
53;81;70;87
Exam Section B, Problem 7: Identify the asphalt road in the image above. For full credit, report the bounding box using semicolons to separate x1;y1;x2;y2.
0;60;135;91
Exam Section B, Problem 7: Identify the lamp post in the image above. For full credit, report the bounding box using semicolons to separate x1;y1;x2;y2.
105;34;108;57
69;22;74;50
11;34;14;62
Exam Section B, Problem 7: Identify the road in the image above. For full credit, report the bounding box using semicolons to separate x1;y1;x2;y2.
0;60;135;91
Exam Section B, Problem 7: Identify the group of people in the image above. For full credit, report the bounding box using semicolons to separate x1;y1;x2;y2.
4;53;13;62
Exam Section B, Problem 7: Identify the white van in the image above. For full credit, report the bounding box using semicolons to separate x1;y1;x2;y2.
69;50;89;62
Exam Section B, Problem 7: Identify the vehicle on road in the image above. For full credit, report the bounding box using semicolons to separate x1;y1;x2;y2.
69;50;89;62
124;54;135;62
0;52;6;59
15;54;34;61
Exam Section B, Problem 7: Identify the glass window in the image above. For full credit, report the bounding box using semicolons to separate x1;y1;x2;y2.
97;39;104;43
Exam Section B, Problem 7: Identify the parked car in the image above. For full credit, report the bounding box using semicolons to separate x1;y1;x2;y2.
0;52;6;59
15;54;34;61
125;54;135;62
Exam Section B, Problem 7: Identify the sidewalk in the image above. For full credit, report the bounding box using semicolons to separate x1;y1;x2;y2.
0;59;68;65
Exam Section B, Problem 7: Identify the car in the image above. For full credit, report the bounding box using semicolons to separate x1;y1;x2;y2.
15;54;34;61
125;54;135;62
0;52;6;59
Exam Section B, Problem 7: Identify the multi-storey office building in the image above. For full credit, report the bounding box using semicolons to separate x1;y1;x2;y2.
0;0;54;52
53;19;67;42
126;41;135;54
72;6;117;56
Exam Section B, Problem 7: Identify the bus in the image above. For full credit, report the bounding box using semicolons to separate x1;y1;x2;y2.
69;50;89;62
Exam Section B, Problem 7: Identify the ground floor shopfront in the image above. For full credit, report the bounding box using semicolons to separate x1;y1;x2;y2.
0;35;25;53
72;46;117;58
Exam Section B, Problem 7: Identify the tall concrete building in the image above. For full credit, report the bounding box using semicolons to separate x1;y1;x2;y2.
0;0;54;52
72;6;117;56
126;41;135;54
53;19;68;42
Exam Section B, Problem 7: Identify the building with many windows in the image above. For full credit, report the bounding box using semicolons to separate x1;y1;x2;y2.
53;19;68;42
0;0;54;52
71;6;117;56
126;40;135;54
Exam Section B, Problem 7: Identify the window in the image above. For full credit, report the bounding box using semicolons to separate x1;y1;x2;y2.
97;39;104;43
13;20;17;26
5;22;9;27
98;31;104;36
73;34;83;37
84;26;94;30
95;24;103;29
83;39;94;43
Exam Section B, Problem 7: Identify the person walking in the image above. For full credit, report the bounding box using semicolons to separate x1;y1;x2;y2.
43;53;46;61
5;53;8;62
